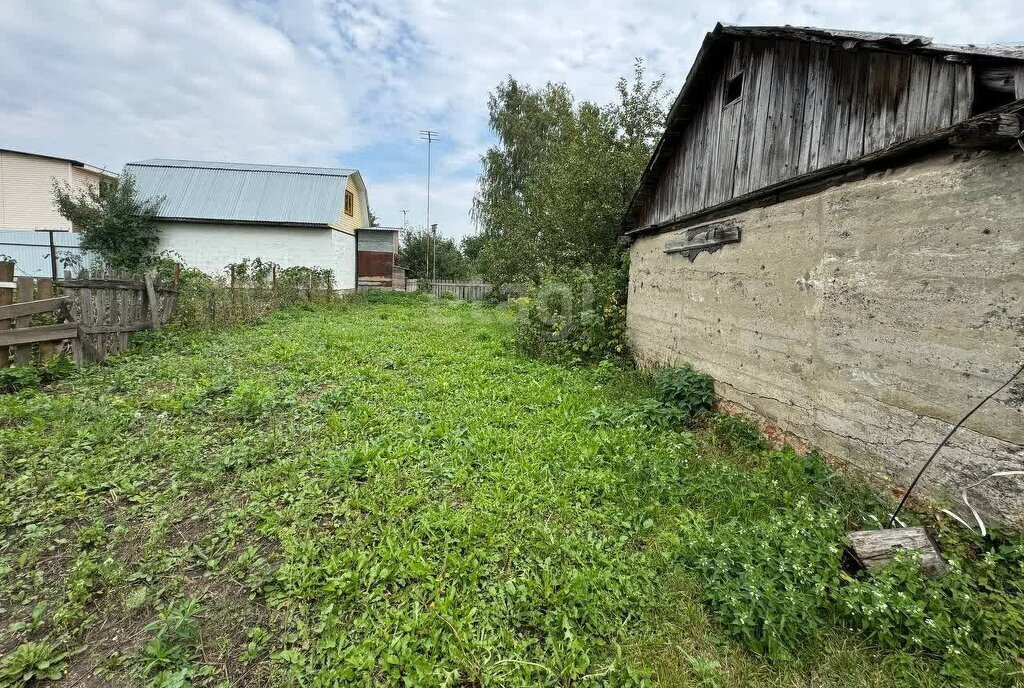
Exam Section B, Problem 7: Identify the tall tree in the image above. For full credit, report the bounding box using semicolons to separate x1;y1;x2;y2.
367;207;381;227
398;229;468;280
52;173;164;271
472;60;665;285
459;234;486;276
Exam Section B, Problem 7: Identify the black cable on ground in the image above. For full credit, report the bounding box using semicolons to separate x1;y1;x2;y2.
888;362;1024;528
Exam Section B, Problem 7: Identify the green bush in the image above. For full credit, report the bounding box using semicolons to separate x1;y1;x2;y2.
510;262;629;366
654;364;716;421
586;398;689;431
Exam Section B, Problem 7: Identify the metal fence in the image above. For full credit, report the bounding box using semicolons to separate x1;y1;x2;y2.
0;229;98;278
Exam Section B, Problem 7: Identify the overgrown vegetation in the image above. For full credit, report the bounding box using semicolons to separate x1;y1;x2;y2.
52;173;164;271
1;299;1022;686
170;257;336;330
0;357;75;394
510;262;630;366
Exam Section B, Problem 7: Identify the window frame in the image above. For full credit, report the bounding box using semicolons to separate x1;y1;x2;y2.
723;72;744;108
344;190;355;217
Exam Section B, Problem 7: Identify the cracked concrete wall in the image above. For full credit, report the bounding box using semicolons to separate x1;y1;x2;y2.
628;149;1024;526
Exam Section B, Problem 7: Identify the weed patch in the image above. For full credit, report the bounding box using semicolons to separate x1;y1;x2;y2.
1;299;1020;687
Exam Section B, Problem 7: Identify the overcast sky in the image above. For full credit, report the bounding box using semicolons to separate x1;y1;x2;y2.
2;1;1021;239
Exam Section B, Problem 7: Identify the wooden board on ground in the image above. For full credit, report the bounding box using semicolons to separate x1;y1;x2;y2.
846;526;947;578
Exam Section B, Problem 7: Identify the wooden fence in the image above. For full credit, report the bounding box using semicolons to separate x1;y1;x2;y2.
407;279;493;301
0;262;178;367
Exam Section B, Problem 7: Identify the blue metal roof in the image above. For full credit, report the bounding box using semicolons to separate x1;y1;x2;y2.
124;159;357;226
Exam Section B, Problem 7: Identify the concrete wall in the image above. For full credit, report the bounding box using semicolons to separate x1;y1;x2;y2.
628;150;1024;526
157;222;356;290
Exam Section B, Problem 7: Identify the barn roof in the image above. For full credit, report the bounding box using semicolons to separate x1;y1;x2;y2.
621;23;1024;234
125;158;362;227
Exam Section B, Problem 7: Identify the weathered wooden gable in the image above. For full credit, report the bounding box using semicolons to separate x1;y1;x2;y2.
639;38;977;229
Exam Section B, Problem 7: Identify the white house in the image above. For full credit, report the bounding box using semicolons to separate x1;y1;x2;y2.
125;159;370;291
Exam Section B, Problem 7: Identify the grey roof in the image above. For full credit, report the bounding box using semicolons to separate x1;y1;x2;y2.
124;158;358;226
717;24;1024;61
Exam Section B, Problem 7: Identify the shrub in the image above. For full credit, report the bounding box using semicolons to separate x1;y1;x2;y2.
510;262;629;366
52;173;163;271
586;398;689;431
171;258;337;330
654;364;715;421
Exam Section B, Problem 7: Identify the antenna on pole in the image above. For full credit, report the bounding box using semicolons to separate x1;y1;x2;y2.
401;209;408;230
420;130;439;282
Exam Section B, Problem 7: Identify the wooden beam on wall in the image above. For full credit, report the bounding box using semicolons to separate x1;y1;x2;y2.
949;112;1023;148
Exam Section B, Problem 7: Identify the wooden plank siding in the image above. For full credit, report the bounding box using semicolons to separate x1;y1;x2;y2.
643;38;975;228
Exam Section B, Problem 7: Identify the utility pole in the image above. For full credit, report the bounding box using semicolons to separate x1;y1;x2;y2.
430;223;438;282
419;130;438;282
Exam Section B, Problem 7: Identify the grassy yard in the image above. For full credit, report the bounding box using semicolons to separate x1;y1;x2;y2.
1;295;1020;687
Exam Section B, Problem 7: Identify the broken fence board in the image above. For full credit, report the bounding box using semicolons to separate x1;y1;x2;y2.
0;296;69;320
0;323;79;348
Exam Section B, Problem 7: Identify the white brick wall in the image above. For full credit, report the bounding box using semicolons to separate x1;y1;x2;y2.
157;222;356;290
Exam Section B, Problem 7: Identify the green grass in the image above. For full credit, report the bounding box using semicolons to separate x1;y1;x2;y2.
0;295;1019;686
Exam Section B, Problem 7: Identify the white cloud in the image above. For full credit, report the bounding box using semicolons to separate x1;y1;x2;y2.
2;0;1021;239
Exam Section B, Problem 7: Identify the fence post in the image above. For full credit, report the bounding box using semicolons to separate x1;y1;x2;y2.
145;273;161;330
0;261;13;367
36;278;55;361
14;277;34;366
174;263;181;289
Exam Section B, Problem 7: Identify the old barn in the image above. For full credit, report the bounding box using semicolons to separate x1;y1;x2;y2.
622;25;1024;525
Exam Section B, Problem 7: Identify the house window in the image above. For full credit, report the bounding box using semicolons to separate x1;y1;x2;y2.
724;72;743;106
345;190;354;216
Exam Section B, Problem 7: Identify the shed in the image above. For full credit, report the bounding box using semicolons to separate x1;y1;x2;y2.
622;24;1024;526
125;159;372;291
356;226;403;290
